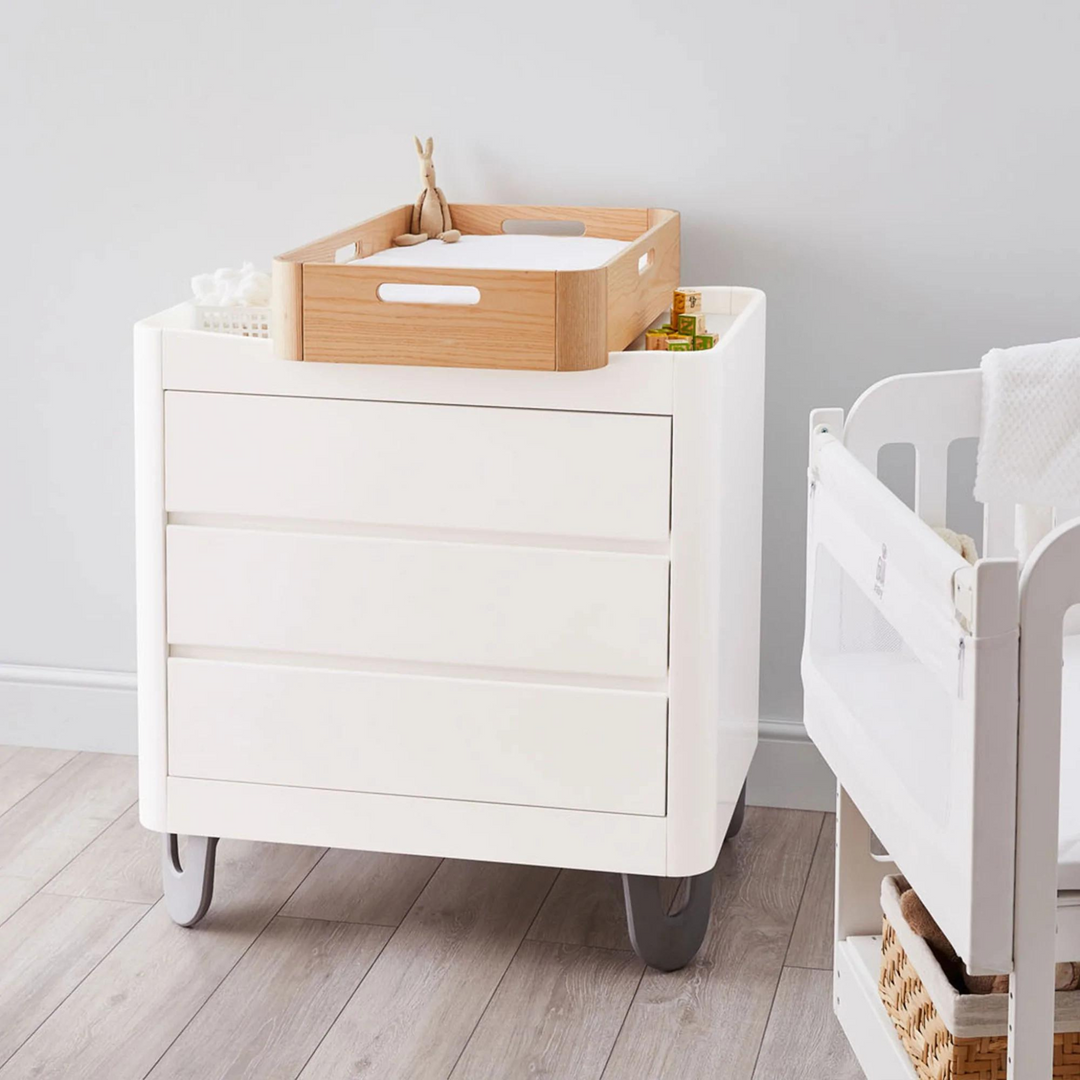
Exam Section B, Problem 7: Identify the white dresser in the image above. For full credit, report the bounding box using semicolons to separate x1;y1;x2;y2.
135;286;766;968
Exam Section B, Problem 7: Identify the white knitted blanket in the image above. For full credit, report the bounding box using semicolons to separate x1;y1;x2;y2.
974;337;1080;560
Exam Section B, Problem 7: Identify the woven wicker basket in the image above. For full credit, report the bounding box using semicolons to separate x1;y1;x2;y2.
879;913;1080;1079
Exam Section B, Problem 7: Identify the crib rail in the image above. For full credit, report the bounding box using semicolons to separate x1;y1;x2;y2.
844;368;1019;558
804;407;1019;974
1009;519;1080;1076
812;427;966;680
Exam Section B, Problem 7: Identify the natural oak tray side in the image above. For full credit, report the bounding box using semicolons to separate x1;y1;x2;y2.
554;270;607;372
278;205;413;264
605;208;680;354
449;204;651;241
270;257;303;364
301;265;556;370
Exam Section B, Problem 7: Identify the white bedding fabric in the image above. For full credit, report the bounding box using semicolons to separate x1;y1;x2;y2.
350;233;629;272
974;338;1080;561
1060;634;1080;888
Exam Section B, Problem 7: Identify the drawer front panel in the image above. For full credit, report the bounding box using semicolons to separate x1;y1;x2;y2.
164;392;672;544
168;658;667;815
166;526;670;679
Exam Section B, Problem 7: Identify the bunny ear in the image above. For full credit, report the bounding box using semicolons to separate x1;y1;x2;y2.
424;137;433;157
413;135;423;155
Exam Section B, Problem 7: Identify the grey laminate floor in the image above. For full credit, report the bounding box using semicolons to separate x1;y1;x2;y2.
0;748;864;1080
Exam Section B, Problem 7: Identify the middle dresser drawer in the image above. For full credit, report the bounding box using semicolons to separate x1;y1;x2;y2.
166;526;670;679
164;391;672;544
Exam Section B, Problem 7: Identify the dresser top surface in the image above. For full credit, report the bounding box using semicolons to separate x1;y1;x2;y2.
137;287;762;416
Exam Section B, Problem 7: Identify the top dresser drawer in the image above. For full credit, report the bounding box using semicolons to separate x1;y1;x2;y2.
164;392;671;543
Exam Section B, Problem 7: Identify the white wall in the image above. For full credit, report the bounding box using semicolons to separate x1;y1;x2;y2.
2;1;1079;752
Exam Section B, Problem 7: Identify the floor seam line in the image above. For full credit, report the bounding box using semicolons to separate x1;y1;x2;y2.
292;856;444;1079
139;844;332;1078
750;812;826;1080
0;895;156;1072
782;813;828;969
597;963;648;1080
0;789;139;931
444;870;561;1080
0;749;80;827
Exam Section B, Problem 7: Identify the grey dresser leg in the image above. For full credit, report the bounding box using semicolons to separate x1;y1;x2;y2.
621;867;713;971
725;781;748;840
162;833;218;927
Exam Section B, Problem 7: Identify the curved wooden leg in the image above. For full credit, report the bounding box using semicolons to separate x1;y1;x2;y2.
162;834;218;928
726;781;748;841
621;866;713;971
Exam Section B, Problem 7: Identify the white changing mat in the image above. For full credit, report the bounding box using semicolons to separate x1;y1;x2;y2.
1060;634;1080;888
350;233;629;272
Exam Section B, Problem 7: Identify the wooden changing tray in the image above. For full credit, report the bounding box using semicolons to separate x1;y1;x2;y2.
271;204;679;371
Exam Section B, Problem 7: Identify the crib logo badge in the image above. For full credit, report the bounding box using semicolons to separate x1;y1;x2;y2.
874;544;888;598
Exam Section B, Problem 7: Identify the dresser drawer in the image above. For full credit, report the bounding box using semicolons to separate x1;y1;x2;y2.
166;526;670;679
167;659;667;815
164;391;672;543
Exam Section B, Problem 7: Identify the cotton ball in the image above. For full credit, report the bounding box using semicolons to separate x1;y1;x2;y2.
211;266;242;305
193;263;271;307
236;270;271;306
191;273;218;303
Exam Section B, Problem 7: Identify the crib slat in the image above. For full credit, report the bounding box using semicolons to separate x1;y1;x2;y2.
983;501;1017;559
915;440;951;528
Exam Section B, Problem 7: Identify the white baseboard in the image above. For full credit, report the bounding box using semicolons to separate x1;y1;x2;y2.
747;718;836;812
0;664;137;754
0;667;834;810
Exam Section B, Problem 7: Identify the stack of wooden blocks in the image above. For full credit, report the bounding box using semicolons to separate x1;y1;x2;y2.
644;288;717;352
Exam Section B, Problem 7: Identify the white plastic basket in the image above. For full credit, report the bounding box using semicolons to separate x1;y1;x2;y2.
195;305;271;339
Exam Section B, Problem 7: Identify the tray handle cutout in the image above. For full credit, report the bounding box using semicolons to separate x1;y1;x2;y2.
376;282;482;306
638;249;655;275
501;218;586;237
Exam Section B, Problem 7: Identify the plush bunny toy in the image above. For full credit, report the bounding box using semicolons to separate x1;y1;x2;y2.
392;136;460;246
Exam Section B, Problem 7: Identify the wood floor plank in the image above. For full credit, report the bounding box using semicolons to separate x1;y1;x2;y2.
147;916;390;1080
786;814;835;971
0;753;137;890
298;859;557;1080
601;807;823;1080
752;967;864;1080
0;747;78;817
0;892;147;1068
528;870;633;950
0;876;38;925
0;839;323;1080
43;803;163;904
280;848;440;926
451;939;642;1080
0;746;20;768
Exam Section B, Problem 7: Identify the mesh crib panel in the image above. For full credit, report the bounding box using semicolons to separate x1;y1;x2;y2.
809;545;955;827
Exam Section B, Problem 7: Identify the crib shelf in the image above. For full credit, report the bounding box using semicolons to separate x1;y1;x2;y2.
837;935;919;1080
271;204;680;371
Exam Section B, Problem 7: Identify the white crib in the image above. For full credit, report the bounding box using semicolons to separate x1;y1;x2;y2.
134;286;766;971
802;368;1080;1079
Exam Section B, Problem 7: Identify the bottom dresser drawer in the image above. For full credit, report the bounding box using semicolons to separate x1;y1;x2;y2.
167;659;668;816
